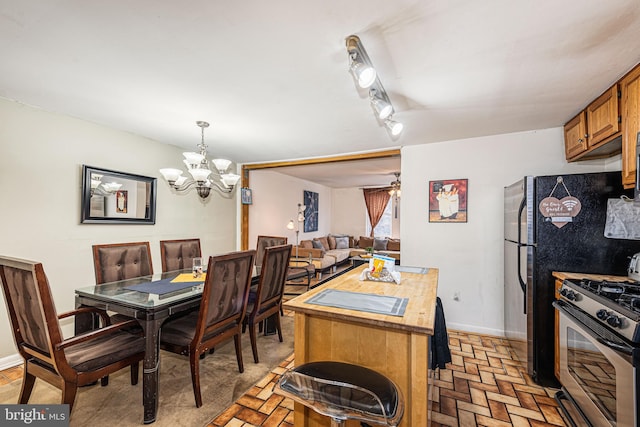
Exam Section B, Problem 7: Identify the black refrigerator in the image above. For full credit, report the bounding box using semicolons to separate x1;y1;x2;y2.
503;171;640;387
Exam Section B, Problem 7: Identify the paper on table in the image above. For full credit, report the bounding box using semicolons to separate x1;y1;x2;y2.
171;273;207;283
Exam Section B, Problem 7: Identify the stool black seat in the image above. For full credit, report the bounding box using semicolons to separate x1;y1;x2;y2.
275;361;404;427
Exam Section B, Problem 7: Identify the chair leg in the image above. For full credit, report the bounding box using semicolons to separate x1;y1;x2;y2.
276;314;283;343
18;370;36;404
130;362;139;385
233;333;245;372
248;322;260;363
190;352;203;408
61;381;78;413
100;376;109;386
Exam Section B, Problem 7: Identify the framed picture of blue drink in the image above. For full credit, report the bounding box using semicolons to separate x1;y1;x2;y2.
303;190;319;232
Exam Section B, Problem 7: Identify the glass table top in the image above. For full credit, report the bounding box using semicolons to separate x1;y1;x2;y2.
75;266;260;309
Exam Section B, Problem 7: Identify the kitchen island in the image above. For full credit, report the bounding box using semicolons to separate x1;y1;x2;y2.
283;264;439;427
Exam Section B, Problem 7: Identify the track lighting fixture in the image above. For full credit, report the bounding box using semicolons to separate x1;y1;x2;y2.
346;34;403;136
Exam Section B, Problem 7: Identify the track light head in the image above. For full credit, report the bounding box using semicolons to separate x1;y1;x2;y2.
370;88;393;120
349;52;376;88
385;117;404;136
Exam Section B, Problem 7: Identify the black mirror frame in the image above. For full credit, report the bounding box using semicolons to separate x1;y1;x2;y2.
81;165;157;224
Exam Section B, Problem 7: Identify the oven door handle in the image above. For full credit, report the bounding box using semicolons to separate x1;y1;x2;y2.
553;300;634;356
594;337;633;355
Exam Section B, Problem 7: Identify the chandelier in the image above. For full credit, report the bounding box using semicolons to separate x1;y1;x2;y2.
388;172;401;198
159;121;241;200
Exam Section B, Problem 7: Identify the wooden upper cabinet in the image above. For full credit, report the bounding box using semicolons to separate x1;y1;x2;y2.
565;85;622;162
621;65;640;188
564;112;588;160
586;85;620;146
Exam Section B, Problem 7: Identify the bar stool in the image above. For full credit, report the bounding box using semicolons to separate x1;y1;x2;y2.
275;361;404;427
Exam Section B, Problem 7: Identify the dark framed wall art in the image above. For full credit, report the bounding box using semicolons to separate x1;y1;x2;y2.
303;190;319;232
428;179;468;223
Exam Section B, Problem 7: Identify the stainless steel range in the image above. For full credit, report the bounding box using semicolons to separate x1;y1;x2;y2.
554;278;640;427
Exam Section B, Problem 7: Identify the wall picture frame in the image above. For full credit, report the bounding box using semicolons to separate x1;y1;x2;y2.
429;179;468;223
241;187;253;205
303;190;319;232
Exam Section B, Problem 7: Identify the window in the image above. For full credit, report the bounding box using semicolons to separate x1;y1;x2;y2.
365;198;392;237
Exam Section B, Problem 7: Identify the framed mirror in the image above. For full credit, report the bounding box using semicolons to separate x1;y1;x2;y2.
81;165;157;224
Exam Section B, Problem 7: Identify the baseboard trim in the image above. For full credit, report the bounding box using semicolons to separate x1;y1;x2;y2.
446;322;505;338
0;354;22;371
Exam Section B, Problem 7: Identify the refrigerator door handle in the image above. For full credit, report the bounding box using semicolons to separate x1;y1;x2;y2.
516;197;527;314
516;197;527;293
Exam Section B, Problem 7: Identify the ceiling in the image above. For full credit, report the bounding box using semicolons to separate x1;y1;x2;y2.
2;1;640;187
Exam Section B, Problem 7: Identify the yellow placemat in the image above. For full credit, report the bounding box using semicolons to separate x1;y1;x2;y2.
171;273;206;283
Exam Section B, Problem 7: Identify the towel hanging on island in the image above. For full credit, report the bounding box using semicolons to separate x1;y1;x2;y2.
430;297;452;370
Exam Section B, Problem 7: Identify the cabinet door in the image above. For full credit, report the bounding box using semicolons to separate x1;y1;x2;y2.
621;65;640;188
586;85;620;147
564;112;588;160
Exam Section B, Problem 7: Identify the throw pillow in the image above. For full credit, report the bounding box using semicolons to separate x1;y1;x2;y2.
312;240;324;250
373;238;388;251
327;235;336;250
300;240;313;249
359;236;374;248
335;236;349;249
387;239;400;251
317;236;330;251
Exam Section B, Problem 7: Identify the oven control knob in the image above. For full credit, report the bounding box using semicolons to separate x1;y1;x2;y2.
606;315;622;328
596;309;609;320
560;289;576;300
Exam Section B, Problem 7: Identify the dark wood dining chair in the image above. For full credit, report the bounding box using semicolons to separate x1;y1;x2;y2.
0;256;145;414
92;241;153;329
92;241;153;284
159;238;201;272
159;249;256;408
244;244;292;363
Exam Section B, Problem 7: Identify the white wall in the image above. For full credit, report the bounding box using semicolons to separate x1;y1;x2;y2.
401;127;612;336
0;98;238;361
331;188;368;238
247;170;333;248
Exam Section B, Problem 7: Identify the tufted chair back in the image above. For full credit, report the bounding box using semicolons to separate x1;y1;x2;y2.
159;238;201;272
92;242;153;284
255;235;287;268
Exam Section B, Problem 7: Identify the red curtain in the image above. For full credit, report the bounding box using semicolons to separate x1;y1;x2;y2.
363;188;391;237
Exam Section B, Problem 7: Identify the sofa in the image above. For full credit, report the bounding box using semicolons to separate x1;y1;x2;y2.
292;235;401;278
292;235;356;279
349;236;401;263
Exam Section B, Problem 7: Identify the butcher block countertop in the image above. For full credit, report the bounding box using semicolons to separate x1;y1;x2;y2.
284;264;439;335
552;271;630;282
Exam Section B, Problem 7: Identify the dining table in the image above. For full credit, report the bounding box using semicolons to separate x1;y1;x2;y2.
74;267;259;424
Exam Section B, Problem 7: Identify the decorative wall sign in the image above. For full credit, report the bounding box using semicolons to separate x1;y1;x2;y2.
428;179;468;223
538;176;582;228
303;190;319;232
241;187;253;205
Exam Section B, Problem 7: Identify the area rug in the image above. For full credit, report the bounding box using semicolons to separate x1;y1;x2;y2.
0;315;294;427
